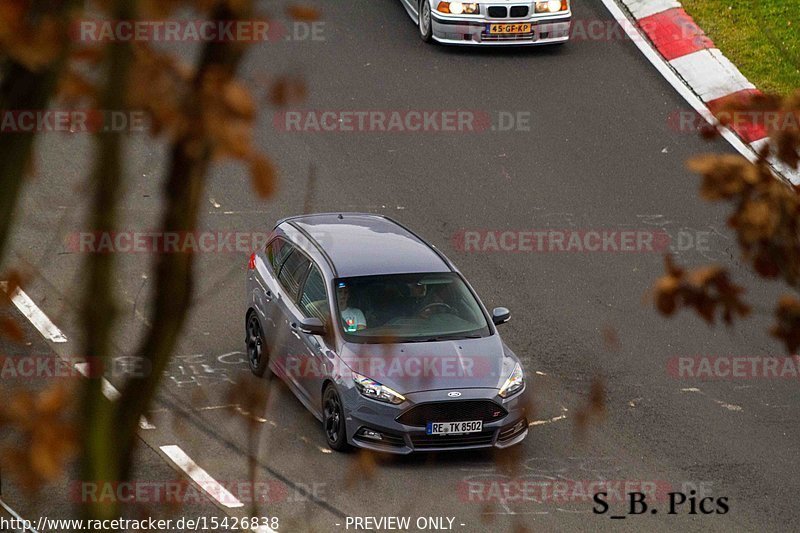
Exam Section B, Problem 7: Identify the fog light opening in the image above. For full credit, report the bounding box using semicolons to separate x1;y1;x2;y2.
357;428;384;441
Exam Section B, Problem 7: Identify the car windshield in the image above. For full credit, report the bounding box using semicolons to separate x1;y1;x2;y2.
334;273;491;343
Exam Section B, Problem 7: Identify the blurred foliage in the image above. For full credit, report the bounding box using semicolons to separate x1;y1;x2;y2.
653;90;800;353
0;0;315;526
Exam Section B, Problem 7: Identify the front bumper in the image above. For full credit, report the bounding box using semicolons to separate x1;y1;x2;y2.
431;12;571;45
343;385;531;454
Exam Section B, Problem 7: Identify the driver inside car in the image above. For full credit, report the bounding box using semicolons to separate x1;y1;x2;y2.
337;283;367;332
408;282;449;319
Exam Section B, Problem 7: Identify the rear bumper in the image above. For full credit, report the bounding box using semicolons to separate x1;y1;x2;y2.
431;13;571;45
343;385;531;454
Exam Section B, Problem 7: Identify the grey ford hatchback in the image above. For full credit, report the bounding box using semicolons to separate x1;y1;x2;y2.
245;213;530;454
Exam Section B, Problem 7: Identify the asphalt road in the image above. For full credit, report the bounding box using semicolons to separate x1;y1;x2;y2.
1;0;798;531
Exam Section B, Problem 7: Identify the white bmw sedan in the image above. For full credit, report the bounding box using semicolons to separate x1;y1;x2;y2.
400;0;572;45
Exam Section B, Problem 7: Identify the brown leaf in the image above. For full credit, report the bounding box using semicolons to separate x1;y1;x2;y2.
250;154;277;198
268;77;307;107
223;81;256;119
287;5;321;21
0;316;25;343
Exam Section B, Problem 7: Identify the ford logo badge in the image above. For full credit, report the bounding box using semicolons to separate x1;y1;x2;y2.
448;392;462;398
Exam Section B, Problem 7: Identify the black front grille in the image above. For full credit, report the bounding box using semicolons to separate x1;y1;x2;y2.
510;6;529;17
487;6;508;17
397;400;508;427
411;431;495;449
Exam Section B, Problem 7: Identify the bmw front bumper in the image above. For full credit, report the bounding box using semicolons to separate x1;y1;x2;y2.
343;385;531;454
431;12;571;45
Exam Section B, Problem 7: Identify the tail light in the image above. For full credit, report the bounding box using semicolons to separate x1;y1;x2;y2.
248;253;256;270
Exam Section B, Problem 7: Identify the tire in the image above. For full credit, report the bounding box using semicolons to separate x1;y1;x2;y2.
418;0;433;42
323;386;351;452
246;313;270;378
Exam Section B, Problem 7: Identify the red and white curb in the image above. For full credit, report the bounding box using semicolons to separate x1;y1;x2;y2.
607;0;799;184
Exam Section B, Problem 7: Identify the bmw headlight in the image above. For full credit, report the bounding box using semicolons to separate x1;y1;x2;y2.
499;363;524;398
535;0;566;13
353;372;406;405
436;2;480;14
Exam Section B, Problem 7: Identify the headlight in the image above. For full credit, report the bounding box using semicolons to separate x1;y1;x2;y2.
353;372;406;405
436;2;480;14
535;0;566;13
499;363;524;398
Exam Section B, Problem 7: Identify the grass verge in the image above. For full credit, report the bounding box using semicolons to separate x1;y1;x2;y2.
680;0;800;95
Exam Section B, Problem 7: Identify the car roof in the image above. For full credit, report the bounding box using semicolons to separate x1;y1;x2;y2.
278;213;452;278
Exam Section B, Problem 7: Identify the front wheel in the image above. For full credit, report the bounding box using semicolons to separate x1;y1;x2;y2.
323;386;351;452
419;0;433;42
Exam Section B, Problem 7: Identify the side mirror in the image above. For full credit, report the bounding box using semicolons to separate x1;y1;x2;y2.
492;307;511;325
299;317;326;335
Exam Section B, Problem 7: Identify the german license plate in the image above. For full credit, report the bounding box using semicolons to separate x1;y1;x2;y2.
488;23;532;35
426;420;483;435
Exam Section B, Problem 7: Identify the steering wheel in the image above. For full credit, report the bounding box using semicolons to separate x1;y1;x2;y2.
419;302;453;318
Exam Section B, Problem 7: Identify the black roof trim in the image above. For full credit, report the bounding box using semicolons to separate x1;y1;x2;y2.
286;220;339;277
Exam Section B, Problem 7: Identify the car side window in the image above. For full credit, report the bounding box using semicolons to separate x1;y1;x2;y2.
266;238;292;273
277;249;311;300
299;265;330;321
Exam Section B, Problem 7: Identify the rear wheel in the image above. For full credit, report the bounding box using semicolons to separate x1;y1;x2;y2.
419;0;433;42
246;313;270;377
323;386;351;451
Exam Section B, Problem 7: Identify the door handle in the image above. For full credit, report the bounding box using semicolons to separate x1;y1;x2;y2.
264;289;273;300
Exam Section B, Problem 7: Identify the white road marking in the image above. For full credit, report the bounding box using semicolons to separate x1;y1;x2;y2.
0;282;67;343
74;362;154;430
0;497;40;532
679;387;742;411
714;400;743;412
529;415;567;427
159;445;244;509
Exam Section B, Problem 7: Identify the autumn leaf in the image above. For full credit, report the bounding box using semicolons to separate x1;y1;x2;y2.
0;316;25;343
287;5;321;22
269;76;307;107
250;153;277;198
771;295;800;353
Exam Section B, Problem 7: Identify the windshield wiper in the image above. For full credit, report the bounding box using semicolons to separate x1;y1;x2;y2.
413;334;482;342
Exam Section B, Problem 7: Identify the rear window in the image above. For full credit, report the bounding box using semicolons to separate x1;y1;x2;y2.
277;249;310;299
267;238;292;273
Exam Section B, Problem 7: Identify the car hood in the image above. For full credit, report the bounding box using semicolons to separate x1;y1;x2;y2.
338;335;518;394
